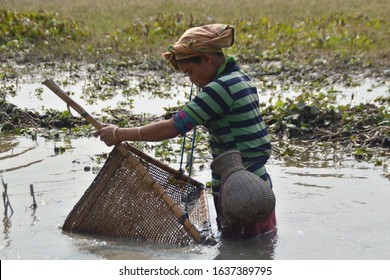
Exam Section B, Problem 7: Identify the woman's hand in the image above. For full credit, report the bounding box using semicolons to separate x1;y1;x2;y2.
94;124;120;147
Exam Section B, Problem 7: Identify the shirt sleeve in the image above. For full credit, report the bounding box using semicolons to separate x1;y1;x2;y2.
184;81;233;123
173;80;233;135
172;109;198;135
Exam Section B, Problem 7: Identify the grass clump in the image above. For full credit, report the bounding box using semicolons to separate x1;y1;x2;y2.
232;14;389;66
1;4;389;71
0;8;89;62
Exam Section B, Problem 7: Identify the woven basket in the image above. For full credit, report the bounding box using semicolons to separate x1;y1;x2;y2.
63;143;210;244
211;150;275;225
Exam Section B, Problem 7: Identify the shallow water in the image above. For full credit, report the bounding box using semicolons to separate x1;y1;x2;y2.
4;70;390;117
1;133;389;260
1;72;389;260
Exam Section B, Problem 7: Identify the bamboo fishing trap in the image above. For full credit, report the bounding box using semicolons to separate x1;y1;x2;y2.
43;79;211;245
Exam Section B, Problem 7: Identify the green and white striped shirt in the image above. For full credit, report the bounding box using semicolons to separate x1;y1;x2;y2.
174;56;272;190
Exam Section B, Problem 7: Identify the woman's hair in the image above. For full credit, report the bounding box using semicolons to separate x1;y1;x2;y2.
176;52;224;65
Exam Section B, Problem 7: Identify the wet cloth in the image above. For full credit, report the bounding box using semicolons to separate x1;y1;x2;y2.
162;24;234;69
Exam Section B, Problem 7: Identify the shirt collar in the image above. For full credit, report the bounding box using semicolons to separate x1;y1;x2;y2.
214;56;236;79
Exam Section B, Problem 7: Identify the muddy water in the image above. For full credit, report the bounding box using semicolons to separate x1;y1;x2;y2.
1;75;389;259
1;133;389;260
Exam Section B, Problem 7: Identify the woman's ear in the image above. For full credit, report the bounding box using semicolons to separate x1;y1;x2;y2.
201;53;213;64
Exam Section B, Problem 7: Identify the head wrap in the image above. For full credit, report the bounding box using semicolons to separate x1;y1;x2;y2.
162;24;234;70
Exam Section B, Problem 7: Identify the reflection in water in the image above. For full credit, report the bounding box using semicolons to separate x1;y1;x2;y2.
67;225;277;260
214;230;278;260
0;144;36;161
28;207;40;226
0;134;18;155
0;134;42;173
1;163;14;253
2;216;12;241
1;175;14;218
294;182;332;189
2;215;13;260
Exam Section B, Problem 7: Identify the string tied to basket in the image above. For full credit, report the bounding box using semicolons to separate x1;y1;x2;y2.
178;83;197;216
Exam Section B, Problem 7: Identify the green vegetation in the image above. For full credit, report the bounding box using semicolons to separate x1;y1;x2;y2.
0;1;389;170
0;8;89;62
1;1;389;71
262;93;389;146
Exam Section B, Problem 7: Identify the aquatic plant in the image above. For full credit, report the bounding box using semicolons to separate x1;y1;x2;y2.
0;8;89;61
261;91;389;148
1;7;389;72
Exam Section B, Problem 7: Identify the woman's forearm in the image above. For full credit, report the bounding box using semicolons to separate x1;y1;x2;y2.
117;118;180;142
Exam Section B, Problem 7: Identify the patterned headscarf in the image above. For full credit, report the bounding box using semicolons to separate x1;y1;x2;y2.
162;24;234;70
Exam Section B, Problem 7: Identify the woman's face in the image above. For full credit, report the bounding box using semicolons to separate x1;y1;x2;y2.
177;55;218;88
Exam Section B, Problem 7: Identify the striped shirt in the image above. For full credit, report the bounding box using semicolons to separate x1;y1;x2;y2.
173;56;272;191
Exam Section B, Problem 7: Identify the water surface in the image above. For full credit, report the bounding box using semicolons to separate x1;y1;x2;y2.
1;72;389;259
1;134;389;260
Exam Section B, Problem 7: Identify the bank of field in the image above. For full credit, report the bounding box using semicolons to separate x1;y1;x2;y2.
1;0;389;70
3;0;390;33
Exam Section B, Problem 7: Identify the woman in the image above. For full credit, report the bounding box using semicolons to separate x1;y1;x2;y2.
95;24;276;239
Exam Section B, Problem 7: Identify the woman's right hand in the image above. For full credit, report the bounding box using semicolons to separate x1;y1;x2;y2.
94;124;120;147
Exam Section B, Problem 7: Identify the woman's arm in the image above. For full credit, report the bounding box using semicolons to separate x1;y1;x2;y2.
94;118;180;146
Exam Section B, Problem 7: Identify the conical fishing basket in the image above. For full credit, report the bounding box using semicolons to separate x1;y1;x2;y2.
43;79;211;245
211;150;275;225
63;143;211;244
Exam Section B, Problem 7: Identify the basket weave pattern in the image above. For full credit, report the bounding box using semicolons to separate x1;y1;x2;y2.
63;143;210;244
211;150;275;225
